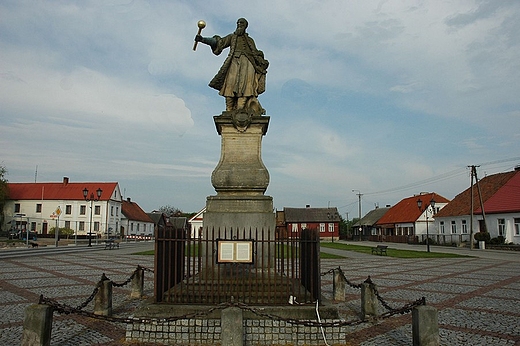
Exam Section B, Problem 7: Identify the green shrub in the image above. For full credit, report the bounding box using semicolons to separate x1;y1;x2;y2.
474;232;490;242
489;236;505;245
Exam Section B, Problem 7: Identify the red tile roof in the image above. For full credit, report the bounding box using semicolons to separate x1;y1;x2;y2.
435;170;519;217
376;192;450;225
122;199;153;223
8;180;118;201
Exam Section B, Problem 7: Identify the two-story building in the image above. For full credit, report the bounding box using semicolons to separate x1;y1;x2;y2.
4;177;123;239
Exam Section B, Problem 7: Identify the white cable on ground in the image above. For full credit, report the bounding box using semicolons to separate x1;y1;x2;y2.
315;300;330;346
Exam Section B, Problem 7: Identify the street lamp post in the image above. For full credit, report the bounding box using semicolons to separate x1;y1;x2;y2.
83;187;103;247
417;197;435;253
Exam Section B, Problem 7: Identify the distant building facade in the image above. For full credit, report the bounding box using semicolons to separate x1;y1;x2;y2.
121;198;154;239
278;206;340;241
4;177;123;238
376;192;449;243
435;168;520;244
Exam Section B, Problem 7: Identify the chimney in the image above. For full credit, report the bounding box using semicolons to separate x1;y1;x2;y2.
306;204;311;208
127;197;131;202
63;177;69;185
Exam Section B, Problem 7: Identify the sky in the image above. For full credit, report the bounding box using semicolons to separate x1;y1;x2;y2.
1;0;520;218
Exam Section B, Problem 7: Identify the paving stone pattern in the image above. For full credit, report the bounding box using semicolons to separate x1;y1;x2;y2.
0;244;519;345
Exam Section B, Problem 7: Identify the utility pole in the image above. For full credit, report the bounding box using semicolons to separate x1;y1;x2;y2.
352;190;363;238
468;165;487;250
469;166;476;250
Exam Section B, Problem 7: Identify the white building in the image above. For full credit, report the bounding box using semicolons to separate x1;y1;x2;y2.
121;198;154;239
4;177;123;239
435;168;520;244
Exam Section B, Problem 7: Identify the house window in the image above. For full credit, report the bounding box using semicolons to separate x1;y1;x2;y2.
116;207;119;216
65;221;70;229
440;221;445;234
111;206;114;216
319;223;325;232
65;205;72;215
80;205;86;215
94;206;101;215
461;220;468;234
498;219;506;236
514;218;520;236
94;222;100;232
301;223;307;229
15;203;20;213
451;221;457;234
328;223;334;233
79;222;85;231
36;204;42;213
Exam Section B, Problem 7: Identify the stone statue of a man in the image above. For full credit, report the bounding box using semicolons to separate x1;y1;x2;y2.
195;18;269;115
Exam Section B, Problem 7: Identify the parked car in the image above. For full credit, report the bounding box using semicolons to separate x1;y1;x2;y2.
10;230;37;241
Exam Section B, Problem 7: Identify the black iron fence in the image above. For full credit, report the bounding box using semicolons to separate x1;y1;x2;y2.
155;227;320;305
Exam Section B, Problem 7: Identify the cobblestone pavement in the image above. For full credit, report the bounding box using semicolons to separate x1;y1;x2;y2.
0;242;519;345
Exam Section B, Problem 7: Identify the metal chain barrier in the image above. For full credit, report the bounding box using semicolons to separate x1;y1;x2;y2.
323;266;363;289
49;279;103;311
39;294;228;325
36;265;426;328
321;266;426;314
108;269;137;288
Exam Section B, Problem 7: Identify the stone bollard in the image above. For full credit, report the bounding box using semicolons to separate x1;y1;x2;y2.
412;304;439;346
21;303;53;346
360;281;377;320
130;266;144;299
221;307;243;346
94;274;113;316
333;269;346;301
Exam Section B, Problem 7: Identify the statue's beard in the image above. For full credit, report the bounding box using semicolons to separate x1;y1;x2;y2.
235;27;246;36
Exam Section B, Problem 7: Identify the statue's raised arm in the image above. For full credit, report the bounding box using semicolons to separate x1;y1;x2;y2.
194;18;268;115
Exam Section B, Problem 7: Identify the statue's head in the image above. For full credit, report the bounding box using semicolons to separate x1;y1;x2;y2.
235;18;248;35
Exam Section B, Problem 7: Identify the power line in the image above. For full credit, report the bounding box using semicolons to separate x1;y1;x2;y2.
364;156;520;197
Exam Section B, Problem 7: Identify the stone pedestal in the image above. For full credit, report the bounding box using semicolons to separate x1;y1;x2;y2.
203;113;276;271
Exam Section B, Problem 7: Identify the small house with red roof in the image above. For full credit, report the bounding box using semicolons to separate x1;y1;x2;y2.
434;168;520;244
376;192;450;243
4;177;123;239
121;198;154;240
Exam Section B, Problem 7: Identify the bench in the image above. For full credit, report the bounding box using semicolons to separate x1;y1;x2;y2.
371;245;388;256
104;239;120;250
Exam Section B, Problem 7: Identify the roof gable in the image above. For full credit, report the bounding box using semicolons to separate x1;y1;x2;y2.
354;207;390;226
435;170;518;217
122;200;153;223
475;170;520;214
8;180;118;201
284;207;340;223
377;193;449;225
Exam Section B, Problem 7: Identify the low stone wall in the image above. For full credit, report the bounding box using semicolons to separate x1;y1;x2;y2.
125;318;346;345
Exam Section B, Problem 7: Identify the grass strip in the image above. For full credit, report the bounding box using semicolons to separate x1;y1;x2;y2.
320;242;471;258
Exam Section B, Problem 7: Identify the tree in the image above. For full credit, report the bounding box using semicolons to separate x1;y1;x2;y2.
158;205;183;217
338;214;359;240
0;164;8;232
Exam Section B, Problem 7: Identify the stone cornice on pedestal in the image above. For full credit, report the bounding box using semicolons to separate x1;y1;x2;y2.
214;113;270;136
